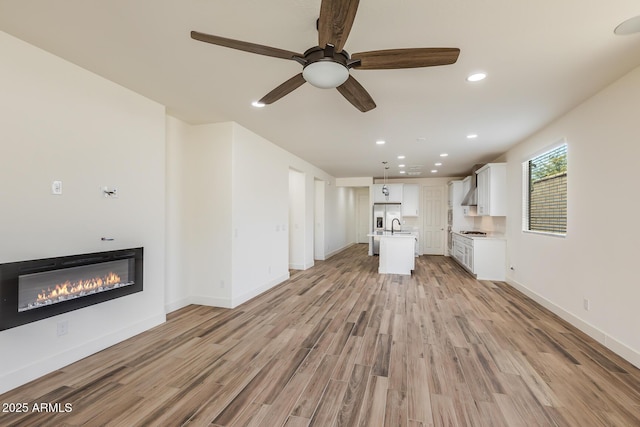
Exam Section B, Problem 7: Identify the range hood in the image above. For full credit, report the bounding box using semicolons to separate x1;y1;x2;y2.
461;164;486;206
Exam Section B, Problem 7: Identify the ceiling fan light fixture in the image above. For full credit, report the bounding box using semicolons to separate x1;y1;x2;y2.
302;61;349;89
251;101;266;108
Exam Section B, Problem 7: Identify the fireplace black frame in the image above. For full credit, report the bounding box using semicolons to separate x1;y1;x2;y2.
0;247;143;331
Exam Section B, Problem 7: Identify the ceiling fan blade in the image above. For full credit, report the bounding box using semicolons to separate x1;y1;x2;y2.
191;31;303;61
318;0;360;52
336;75;376;112
352;48;460;70
258;74;306;105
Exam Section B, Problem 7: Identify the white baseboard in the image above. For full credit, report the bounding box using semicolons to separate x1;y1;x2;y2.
188;273;291;310
231;273;290;308
506;278;640;369
0;314;166;395
165;297;191;314
189;295;233;309
325;243;355;260
289;261;315;271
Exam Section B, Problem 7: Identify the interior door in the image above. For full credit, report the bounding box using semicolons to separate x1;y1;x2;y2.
422;186;445;255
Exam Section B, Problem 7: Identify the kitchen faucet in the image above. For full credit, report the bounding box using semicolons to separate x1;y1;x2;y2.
391;218;401;234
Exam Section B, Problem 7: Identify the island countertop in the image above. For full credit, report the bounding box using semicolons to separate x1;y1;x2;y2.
367;231;417;239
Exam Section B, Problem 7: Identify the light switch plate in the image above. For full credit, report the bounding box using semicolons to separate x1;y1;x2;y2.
102;186;118;198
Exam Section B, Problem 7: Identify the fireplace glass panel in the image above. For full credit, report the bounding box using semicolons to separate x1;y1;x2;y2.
18;259;133;312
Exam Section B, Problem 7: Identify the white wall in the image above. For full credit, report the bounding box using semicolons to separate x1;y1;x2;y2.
165;116;190;311
231;124;291;305
184;123;234;307
504;65;640;367
0;31;167;393
289;169;306;270
164;119;356;309
314;179;326;260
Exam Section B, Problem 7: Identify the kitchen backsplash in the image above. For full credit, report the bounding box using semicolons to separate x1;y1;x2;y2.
402;217;420;230
475;215;506;234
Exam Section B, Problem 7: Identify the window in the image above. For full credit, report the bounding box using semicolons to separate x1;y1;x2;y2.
523;143;567;235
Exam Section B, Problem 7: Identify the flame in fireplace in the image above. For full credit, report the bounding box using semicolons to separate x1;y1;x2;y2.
36;272;123;303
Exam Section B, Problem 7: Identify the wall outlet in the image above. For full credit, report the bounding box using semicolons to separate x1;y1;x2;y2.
583;298;590;311
220;280;225;289
51;180;63;195
57;320;68;336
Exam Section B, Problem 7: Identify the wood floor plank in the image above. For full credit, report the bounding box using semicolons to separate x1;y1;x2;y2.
307;379;348;427
407;357;432;425
334;364;370;426
357;375;389;427
384;389;408;427
1;245;639;427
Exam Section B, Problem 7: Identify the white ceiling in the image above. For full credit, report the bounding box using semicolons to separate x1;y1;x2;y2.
1;0;639;178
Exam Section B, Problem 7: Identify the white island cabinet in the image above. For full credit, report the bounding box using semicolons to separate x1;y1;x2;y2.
368;232;416;275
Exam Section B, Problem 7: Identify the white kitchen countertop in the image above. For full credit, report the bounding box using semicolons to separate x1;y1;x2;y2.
452;231;506;241
367;231;417;238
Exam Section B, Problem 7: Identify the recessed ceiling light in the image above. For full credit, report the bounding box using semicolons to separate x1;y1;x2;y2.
376;140;386;145
416;137;427;142
466;72;487;82
398;164;405;168
397;155;405;159
435;162;442;166
399;170;406;174
467;134;478;139
251;101;265;108
440;153;448;157
431;170;438;173
615;15;640;35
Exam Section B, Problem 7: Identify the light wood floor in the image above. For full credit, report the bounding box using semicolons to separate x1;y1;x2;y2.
1;244;639;426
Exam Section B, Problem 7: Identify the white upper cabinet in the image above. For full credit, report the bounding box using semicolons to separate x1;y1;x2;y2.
476;163;507;216
402;184;419;216
372;183;403;203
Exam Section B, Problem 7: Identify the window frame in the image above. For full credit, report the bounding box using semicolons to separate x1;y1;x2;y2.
522;139;568;237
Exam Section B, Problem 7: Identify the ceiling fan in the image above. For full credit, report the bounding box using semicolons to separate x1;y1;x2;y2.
191;0;460;112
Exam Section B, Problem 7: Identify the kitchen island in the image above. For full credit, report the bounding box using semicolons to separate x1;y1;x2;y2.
368;232;417;275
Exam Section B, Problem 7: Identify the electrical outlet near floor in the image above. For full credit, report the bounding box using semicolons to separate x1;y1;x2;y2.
57;320;68;336
583;298;590;311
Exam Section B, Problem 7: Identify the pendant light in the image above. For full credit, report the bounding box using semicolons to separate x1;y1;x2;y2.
381;162;390;197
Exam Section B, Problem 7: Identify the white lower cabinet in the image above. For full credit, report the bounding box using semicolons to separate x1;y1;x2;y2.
451;234;505;281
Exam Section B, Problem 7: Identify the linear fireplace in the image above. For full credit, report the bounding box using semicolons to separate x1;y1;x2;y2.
0;248;143;331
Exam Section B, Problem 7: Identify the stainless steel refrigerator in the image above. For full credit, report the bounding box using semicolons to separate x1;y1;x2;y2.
372;204;402;254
